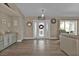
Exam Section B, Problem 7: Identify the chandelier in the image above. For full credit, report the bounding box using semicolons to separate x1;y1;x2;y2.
38;8;45;20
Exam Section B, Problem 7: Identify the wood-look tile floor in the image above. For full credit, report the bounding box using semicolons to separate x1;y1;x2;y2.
0;39;67;56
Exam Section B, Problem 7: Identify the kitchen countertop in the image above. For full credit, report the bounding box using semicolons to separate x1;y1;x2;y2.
60;33;79;39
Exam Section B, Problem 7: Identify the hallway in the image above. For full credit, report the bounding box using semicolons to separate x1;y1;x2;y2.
0;40;67;56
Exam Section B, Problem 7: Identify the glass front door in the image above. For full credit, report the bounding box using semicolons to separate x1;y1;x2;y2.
33;20;50;39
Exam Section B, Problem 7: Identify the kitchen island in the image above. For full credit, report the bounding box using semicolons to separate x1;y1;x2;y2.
60;33;79;56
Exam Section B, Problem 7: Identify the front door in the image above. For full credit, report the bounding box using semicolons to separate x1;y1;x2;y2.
33;20;50;39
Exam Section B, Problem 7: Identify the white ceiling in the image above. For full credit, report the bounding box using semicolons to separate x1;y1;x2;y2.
15;3;79;16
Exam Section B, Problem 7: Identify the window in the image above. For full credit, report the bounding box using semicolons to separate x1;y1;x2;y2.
60;21;65;30
60;20;77;35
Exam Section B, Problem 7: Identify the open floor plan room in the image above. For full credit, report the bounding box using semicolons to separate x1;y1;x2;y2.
0;3;79;56
0;40;67;56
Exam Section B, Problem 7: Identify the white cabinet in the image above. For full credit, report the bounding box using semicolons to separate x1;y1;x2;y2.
0;37;4;51
0;36;4;51
12;34;16;43
0;36;3;42
60;35;66;51
0;33;17;52
8;33;16;45
8;34;13;45
65;37;76;55
0;42;4;51
60;35;79;56
3;34;9;48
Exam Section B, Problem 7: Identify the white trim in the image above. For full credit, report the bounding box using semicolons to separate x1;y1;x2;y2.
33;20;50;39
17;40;22;42
50;37;58;39
23;37;58;39
23;37;34;39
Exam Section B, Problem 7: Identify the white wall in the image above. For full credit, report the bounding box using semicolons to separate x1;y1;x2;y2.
23;16;60;39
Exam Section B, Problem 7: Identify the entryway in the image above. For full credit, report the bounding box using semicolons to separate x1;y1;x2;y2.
33;20;50;39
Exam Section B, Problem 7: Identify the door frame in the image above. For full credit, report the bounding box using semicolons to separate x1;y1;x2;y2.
33;20;50;39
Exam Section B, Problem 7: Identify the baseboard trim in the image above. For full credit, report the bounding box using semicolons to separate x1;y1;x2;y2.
23;37;34;39
23;37;58;39
17;40;22;42
50;37;58;39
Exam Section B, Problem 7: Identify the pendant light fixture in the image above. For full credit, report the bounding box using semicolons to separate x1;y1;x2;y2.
41;8;45;18
38;8;46;20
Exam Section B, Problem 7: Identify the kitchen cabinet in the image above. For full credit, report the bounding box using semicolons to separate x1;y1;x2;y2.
8;34;13;45
8;33;16;45
60;34;79;56
0;36;4;51
0;33;17;52
3;34;9;48
0;41;4;51
11;33;16;44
